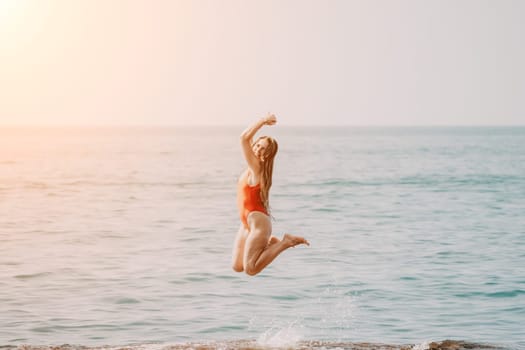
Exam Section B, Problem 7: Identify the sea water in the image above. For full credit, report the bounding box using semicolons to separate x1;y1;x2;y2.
0;126;524;349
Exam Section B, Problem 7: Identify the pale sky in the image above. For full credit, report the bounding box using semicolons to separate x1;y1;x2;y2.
1;0;524;126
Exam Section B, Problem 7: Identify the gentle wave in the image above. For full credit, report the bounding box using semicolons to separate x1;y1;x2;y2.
303;174;524;187
454;290;525;299
13;272;53;280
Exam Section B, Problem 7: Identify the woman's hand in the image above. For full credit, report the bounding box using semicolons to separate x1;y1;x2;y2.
263;113;277;126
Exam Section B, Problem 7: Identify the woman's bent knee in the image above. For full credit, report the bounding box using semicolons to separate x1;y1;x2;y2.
244;262;259;276
244;267;258;276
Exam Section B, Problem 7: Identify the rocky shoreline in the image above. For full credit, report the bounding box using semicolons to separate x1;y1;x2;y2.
8;339;507;350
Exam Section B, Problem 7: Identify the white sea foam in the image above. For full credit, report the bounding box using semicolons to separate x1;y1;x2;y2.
256;321;303;348
412;341;431;350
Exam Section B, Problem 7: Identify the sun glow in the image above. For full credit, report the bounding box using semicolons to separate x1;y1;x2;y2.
0;0;22;25
0;0;38;54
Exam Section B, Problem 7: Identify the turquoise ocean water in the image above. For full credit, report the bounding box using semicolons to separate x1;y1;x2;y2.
0;126;524;349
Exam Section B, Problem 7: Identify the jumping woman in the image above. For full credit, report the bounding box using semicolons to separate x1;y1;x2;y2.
232;114;309;276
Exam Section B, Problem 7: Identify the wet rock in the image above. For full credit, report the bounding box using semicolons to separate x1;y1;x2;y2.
427;340;499;350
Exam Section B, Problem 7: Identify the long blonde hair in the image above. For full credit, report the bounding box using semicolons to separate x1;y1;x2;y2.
255;136;278;213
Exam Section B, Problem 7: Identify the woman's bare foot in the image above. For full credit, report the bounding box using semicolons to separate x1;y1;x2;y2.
282;233;309;248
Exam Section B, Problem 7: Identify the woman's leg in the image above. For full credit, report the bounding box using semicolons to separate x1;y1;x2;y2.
232;224;249;272
268;236;280;245
243;212;309;276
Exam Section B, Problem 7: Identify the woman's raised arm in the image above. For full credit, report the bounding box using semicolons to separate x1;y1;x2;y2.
240;114;277;171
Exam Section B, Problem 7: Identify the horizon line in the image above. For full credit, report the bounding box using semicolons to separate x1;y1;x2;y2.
1;123;525;128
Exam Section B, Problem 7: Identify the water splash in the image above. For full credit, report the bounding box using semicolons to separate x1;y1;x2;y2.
412;341;430;350
256;321;303;348
316;283;358;341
